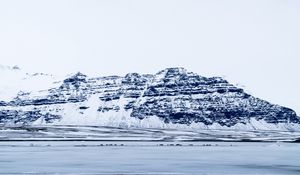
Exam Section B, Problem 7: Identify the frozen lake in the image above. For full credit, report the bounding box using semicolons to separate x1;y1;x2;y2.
0;141;300;175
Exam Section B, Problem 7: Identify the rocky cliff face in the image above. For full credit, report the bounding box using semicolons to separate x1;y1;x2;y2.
0;67;299;130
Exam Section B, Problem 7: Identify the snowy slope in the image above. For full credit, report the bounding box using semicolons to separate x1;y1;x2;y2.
0;65;60;101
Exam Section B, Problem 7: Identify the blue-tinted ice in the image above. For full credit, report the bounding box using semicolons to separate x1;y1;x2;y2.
0;141;300;174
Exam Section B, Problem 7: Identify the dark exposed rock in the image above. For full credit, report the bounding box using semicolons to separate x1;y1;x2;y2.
0;101;7;106
79;106;89;110
0;109;60;124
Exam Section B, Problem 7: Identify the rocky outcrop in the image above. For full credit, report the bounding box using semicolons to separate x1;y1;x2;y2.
0;67;299;129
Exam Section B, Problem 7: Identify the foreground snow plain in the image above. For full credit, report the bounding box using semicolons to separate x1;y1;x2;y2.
0;141;299;175
0;126;300;174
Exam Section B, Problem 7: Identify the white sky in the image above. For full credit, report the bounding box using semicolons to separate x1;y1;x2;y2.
0;0;300;114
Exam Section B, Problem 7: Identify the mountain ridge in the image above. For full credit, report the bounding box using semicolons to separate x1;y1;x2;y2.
0;67;299;131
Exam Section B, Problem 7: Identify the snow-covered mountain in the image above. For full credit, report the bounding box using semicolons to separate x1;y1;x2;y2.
0;67;299;131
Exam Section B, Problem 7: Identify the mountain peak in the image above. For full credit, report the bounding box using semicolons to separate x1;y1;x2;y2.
63;72;87;86
0;65;21;71
156;67;187;76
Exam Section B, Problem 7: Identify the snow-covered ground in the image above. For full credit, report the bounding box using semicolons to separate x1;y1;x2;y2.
1;125;300;142
0;141;299;174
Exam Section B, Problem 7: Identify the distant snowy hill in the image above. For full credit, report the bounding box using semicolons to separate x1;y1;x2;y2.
0;66;299;131
0;65;58;101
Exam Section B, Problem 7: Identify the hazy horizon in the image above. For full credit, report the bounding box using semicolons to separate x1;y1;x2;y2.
1;0;300;114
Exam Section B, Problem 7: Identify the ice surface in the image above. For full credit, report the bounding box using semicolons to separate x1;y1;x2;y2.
0;141;299;174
